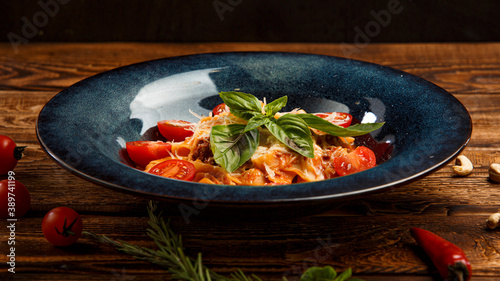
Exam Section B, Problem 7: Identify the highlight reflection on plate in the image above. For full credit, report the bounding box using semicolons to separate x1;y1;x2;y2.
36;52;471;215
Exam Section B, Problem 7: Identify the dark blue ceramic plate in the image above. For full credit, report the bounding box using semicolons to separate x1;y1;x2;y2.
36;52;471;214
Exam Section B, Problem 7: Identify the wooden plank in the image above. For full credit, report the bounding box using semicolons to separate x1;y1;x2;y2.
1;42;500;96
1;215;500;277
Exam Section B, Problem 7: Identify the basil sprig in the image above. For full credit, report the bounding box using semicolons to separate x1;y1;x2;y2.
210;91;385;172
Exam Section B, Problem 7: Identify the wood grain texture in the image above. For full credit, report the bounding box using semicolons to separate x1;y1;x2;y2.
0;42;499;280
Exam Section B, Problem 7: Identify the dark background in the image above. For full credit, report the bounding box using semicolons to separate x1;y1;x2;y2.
1;0;500;43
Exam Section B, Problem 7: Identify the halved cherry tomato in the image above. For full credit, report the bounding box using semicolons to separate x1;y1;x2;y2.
314;112;353;128
212;103;228;116
354;133;394;164
126;141;172;167
334;146;376;176
157;120;195;142
148;159;196;181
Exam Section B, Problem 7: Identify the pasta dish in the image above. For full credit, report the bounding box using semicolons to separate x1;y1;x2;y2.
125;92;384;185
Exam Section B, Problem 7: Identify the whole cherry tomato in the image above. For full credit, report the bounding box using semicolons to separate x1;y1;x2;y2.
42;207;83;246
334;146;376;176
0;135;25;175
314;112;353;128
148;159;196;181
157;120;195;142
0;178;30;218
126;141;172;167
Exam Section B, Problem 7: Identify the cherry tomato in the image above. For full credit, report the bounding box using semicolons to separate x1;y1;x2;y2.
126;141;172;167
157;120;195;142
314;112;353;128
0;178;30;218
42;207;83;247
334;146;376;176
212;103;228;116
353;133;393;164
0;135;25;175
148;159;196;181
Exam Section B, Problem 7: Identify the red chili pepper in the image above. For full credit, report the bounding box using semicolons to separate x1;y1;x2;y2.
411;227;471;281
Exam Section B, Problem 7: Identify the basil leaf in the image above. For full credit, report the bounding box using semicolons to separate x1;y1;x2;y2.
333;268;352;281
265;114;315;158
300;266;337;281
210;124;259;173
219;91;262;113
244;115;268;133
264;96;287;117
297;114;385;137
230;109;258;121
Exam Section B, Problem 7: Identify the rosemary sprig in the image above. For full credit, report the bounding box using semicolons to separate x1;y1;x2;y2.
84;201;362;281
83;201;260;281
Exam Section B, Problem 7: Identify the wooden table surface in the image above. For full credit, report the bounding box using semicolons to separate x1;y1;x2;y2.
1;42;499;280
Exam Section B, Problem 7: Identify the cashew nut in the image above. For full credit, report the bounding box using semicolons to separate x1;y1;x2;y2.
489;163;500;183
452;155;473;176
486;213;500;229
